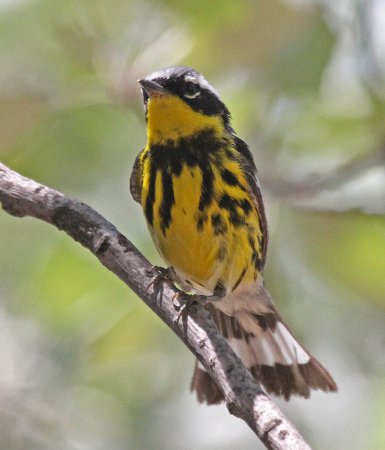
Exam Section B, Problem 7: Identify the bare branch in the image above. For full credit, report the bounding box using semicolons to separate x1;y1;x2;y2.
0;162;312;450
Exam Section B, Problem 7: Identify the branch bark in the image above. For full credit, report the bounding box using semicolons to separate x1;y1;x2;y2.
0;162;312;450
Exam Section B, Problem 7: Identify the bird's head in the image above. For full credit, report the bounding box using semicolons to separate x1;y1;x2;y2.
138;66;231;144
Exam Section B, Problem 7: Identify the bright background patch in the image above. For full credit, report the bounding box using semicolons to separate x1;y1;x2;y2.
0;1;384;449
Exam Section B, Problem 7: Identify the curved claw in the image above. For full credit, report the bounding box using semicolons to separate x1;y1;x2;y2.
146;266;177;292
172;288;225;325
173;292;197;325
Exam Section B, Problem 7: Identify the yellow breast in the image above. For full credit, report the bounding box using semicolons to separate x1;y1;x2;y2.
140;92;264;294
141;139;264;294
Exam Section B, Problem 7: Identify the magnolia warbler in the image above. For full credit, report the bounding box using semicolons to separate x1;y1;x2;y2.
130;66;337;403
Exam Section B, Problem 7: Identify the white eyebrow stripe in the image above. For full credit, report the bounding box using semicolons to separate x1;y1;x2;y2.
184;74;219;96
184;75;200;84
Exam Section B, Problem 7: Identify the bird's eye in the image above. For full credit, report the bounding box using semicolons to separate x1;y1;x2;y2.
184;82;200;99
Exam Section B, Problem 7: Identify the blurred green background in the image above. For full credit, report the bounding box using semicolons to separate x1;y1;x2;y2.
1;0;385;449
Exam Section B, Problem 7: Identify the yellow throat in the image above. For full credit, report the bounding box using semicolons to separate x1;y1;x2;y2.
146;95;224;144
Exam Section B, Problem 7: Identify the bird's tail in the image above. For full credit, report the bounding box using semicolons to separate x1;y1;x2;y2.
191;293;337;404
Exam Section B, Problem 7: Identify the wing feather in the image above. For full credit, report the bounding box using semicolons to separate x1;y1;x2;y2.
233;136;268;266
130;152;143;204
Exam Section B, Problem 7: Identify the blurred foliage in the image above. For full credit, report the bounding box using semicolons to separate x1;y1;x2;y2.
0;0;384;449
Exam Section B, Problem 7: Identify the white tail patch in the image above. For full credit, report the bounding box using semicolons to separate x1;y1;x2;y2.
191;298;337;403
272;322;310;365
228;338;254;367
228;320;310;368
197;361;206;371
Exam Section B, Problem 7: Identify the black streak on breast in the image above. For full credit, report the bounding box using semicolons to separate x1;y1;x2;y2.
159;169;175;235
145;163;156;226
145;129;223;233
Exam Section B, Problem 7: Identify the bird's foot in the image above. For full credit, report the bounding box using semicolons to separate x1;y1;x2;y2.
173;285;226;324
146;266;178;291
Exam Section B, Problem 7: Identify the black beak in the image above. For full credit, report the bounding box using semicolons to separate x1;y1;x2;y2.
138;79;168;97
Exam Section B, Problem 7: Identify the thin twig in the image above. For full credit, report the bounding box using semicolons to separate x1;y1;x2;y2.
262;145;385;200
0;162;312;450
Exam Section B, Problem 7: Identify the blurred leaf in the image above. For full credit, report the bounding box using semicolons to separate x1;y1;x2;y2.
296;210;385;307
269;9;335;91
5;104;142;191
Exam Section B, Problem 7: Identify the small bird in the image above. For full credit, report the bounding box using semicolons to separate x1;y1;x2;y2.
130;66;337;403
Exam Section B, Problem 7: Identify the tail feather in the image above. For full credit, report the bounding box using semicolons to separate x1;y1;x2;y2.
191;303;337;404
191;361;223;404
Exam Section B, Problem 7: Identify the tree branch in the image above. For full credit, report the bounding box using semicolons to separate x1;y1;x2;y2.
0;162;312;450
262;144;385;209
